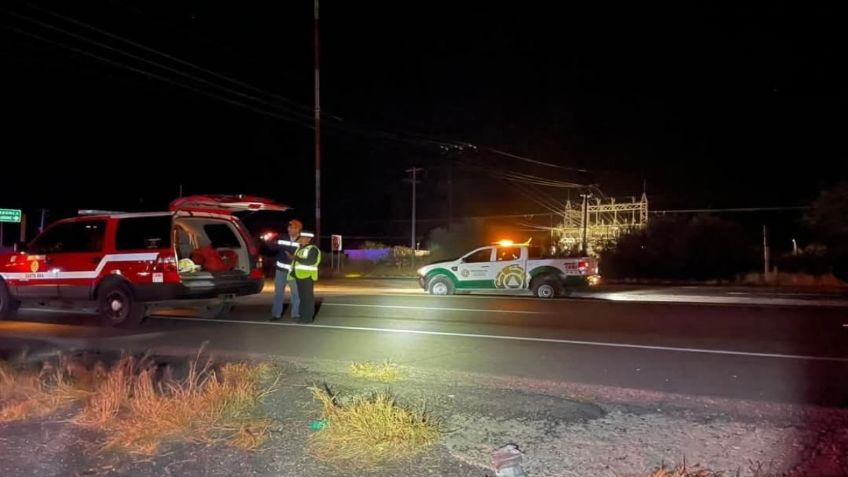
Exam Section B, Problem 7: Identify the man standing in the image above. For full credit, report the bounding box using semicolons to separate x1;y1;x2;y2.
291;231;321;322
269;219;302;321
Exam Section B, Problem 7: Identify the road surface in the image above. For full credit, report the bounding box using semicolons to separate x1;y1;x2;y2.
1;279;847;406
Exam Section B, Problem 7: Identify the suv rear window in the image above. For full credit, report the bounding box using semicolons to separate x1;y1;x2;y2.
116;216;173;250
203;223;242;248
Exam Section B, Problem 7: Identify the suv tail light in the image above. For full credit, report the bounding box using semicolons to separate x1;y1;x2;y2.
155;254;182;282
250;256;264;279
156;255;178;273
156;255;182;283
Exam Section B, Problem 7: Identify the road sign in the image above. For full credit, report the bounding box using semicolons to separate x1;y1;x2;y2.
0;209;21;223
331;234;343;251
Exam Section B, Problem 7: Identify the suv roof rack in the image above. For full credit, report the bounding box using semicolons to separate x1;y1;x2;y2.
77;209;125;216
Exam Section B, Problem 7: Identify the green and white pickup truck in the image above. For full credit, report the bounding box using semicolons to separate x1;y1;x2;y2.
417;242;600;298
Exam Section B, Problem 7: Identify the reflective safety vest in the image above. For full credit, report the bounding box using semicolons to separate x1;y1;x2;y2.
292;245;321;281
275;238;300;271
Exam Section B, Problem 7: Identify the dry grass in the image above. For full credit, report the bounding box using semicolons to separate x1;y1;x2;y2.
1;351;279;456
636;466;722;477
630;461;774;477
307;386;440;468
349;360;403;382
76;355;279;455
0;360;95;423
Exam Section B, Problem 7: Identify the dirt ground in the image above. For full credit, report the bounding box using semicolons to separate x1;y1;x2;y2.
1;354;847;477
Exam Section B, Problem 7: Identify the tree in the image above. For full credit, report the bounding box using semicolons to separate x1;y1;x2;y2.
602;215;757;281
427;219;488;261
804;182;848;280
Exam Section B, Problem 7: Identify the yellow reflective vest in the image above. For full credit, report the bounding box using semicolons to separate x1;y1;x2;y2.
292;244;321;281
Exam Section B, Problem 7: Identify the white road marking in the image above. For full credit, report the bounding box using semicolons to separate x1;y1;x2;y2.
150;315;848;363
587;292;848;308
319;302;542;314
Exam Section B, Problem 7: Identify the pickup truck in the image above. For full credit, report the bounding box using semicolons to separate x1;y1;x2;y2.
417;242;600;298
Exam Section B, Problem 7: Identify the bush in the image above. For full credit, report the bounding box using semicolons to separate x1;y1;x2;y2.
602;215;758;281
775;245;832;276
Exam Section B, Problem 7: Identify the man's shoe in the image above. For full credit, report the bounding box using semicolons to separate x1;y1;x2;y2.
270;316;281;322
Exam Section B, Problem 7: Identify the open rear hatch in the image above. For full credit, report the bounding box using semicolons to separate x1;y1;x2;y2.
171;195;290;295
170;194;289;215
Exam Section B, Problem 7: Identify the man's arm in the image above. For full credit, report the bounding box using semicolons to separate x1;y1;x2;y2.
300;246;320;266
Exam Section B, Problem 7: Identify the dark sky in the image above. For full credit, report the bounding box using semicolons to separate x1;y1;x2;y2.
1;1;845;237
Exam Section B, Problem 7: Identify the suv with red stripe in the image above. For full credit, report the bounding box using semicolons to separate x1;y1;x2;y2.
0;195;287;327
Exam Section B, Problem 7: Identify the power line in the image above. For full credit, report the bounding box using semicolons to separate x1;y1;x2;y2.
489;169;585;188
4;19;450;152
22;1;316;115
4;6;594;176
506;180;564;210
515;222;560;232
508;183;568;216
5;9;315;122
9;6;475;152
483;147;588;172
651;206;809;214
2;25;315;127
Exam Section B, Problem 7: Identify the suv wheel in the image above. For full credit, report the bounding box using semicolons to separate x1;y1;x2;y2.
0;280;21;321
427;276;454;296
531;277;559;299
199;301;235;319
98;282;145;328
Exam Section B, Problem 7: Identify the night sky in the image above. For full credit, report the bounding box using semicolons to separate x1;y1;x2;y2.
1;1;845;239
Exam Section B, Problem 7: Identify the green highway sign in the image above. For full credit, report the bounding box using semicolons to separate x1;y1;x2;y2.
0;209;22;223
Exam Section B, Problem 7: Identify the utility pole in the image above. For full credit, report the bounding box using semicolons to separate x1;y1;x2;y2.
447;157;453;231
763;225;770;281
580;192;592;255
39;209;46;233
313;0;322;247
406;167;424;250
20;213;27;244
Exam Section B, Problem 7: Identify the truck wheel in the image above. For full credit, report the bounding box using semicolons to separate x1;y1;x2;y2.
199;302;235;319
532;278;558;299
0;280;21;321
98;282;145;328
428;276;454;296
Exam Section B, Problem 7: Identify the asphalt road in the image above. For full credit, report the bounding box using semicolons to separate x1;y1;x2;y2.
1;280;847;406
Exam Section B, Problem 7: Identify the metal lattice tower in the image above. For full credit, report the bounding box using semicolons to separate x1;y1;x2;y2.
556;193;648;254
